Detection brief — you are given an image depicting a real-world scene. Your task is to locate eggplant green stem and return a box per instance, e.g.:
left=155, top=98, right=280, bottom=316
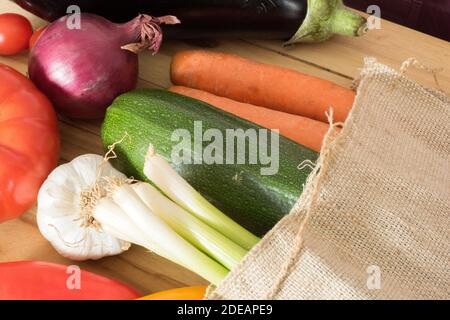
left=286, top=0, right=368, bottom=45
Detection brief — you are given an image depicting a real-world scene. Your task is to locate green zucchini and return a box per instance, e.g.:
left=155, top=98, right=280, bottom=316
left=101, top=89, right=318, bottom=236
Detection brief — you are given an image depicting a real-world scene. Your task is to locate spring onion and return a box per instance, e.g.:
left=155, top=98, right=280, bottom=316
left=132, top=182, right=247, bottom=270
left=94, top=182, right=228, bottom=285
left=144, top=145, right=260, bottom=250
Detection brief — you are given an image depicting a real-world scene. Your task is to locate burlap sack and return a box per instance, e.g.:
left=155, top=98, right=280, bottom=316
left=207, top=58, right=450, bottom=300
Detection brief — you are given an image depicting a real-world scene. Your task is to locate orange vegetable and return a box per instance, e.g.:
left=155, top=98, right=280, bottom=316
left=171, top=50, right=355, bottom=123
left=29, top=26, right=46, bottom=49
left=169, top=86, right=329, bottom=152
left=138, top=286, right=207, bottom=300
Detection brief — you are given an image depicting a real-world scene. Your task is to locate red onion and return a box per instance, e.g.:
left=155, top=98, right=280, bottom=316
left=29, top=13, right=179, bottom=119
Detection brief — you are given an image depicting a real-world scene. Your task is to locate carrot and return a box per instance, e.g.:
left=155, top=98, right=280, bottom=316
left=138, top=286, right=207, bottom=300
left=29, top=26, right=46, bottom=49
left=169, top=86, right=330, bottom=153
left=170, top=50, right=355, bottom=123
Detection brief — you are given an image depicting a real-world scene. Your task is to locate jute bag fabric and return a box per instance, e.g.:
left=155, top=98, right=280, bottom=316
left=207, top=58, right=450, bottom=300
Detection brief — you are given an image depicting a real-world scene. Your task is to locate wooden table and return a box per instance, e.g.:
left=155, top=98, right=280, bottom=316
left=1, top=1, right=449, bottom=296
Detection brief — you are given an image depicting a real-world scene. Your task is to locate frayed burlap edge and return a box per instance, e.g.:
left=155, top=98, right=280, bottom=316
left=205, top=57, right=447, bottom=300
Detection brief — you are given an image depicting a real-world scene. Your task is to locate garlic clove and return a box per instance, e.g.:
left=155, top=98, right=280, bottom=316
left=37, top=154, right=130, bottom=261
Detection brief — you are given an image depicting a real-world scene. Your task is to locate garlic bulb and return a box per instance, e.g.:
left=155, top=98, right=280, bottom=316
left=36, top=148, right=250, bottom=285
left=37, top=154, right=130, bottom=261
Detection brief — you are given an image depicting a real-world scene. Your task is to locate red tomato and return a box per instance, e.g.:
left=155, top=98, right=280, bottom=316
left=0, top=261, right=140, bottom=300
left=0, top=13, right=33, bottom=55
left=0, top=64, right=59, bottom=222
left=29, top=26, right=46, bottom=49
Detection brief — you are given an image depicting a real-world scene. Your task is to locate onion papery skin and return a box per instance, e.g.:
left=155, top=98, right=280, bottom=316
left=28, top=14, right=139, bottom=119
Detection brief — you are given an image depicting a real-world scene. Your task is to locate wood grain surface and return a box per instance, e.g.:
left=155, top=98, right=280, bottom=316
left=0, top=1, right=448, bottom=296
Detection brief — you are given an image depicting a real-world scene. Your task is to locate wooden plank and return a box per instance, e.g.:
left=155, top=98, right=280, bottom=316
left=1, top=0, right=448, bottom=296
left=141, top=40, right=353, bottom=89
left=0, top=211, right=207, bottom=294
left=248, top=16, right=450, bottom=91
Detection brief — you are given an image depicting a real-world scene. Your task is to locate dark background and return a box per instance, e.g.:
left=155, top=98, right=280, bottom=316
left=10, top=0, right=450, bottom=41
left=345, top=0, right=450, bottom=41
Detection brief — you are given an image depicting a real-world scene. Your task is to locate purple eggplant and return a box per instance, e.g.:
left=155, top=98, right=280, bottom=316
left=14, top=0, right=367, bottom=44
